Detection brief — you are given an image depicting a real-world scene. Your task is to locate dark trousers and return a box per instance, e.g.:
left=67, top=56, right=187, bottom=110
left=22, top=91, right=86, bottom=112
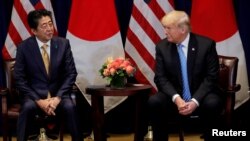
left=17, top=96, right=82, bottom=141
left=148, top=92, right=223, bottom=141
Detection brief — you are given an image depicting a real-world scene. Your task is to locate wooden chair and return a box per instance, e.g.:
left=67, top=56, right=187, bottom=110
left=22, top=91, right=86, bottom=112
left=218, top=55, right=241, bottom=127
left=0, top=59, right=67, bottom=141
left=1, top=59, right=20, bottom=141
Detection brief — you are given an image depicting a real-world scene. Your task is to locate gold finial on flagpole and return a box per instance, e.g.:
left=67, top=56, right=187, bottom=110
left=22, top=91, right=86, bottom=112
left=86, top=130, right=94, bottom=141
left=144, top=125, right=153, bottom=141
left=37, top=128, right=50, bottom=141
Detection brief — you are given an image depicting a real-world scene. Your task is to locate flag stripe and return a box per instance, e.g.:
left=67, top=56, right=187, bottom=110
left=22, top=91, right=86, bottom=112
left=15, top=0, right=32, bottom=34
left=2, top=45, right=12, bottom=60
left=127, top=14, right=155, bottom=56
left=127, top=28, right=155, bottom=70
left=11, top=7, right=31, bottom=39
left=8, top=22, right=22, bottom=46
left=132, top=6, right=161, bottom=45
left=34, top=1, right=45, bottom=9
left=148, top=0, right=166, bottom=20
left=134, top=1, right=166, bottom=42
left=128, top=16, right=156, bottom=56
left=125, top=40, right=156, bottom=89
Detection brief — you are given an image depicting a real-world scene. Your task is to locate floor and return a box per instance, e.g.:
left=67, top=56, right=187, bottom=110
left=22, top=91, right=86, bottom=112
left=85, top=133, right=203, bottom=141
left=0, top=133, right=203, bottom=141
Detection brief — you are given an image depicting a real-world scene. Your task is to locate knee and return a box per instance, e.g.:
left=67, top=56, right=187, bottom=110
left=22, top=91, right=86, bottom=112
left=21, top=100, right=37, bottom=114
left=148, top=93, right=163, bottom=110
left=19, top=102, right=37, bottom=120
left=61, top=100, right=75, bottom=113
left=202, top=94, right=223, bottom=114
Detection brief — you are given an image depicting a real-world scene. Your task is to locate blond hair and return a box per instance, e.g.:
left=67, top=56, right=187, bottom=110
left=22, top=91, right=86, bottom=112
left=161, top=10, right=191, bottom=32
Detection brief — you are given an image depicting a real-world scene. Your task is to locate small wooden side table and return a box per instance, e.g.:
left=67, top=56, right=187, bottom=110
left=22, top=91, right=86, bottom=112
left=86, top=84, right=152, bottom=141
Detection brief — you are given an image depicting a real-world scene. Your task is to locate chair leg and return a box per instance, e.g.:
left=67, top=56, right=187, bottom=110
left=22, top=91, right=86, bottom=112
left=2, top=118, right=8, bottom=141
left=3, top=133, right=7, bottom=141
left=8, top=132, right=13, bottom=141
left=179, top=122, right=184, bottom=141
left=59, top=125, right=64, bottom=141
left=59, top=133, right=63, bottom=141
left=179, top=128, right=184, bottom=141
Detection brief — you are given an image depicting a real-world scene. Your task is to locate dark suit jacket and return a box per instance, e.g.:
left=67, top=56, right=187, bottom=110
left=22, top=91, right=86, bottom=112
left=14, top=36, right=77, bottom=101
left=154, top=33, right=220, bottom=103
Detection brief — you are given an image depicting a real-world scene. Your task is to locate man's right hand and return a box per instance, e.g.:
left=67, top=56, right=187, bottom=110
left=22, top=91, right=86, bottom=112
left=174, top=96, right=189, bottom=112
left=36, top=99, right=50, bottom=113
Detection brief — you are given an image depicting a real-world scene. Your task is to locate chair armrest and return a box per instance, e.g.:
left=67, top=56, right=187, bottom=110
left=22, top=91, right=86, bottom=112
left=223, top=84, right=240, bottom=111
left=222, top=84, right=241, bottom=127
left=71, top=84, right=80, bottom=105
left=0, top=88, right=8, bottom=97
left=72, top=84, right=79, bottom=93
left=1, top=88, right=9, bottom=116
left=226, top=84, right=241, bottom=93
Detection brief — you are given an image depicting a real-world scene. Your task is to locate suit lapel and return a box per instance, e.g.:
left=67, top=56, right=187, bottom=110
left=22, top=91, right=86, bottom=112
left=29, top=37, right=48, bottom=77
left=171, top=43, right=183, bottom=85
left=187, top=33, right=197, bottom=85
left=50, top=38, right=58, bottom=78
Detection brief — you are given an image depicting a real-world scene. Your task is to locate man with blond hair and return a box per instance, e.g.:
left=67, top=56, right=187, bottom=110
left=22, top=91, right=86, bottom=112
left=148, top=10, right=223, bottom=141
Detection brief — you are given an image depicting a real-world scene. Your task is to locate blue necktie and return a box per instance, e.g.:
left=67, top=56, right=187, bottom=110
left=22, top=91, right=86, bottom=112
left=177, top=44, right=191, bottom=101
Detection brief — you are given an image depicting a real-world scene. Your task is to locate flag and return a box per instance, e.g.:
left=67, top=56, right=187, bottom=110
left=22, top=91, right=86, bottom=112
left=191, top=0, right=249, bottom=108
left=125, top=0, right=174, bottom=92
left=67, top=1, right=125, bottom=113
left=2, top=0, right=57, bottom=60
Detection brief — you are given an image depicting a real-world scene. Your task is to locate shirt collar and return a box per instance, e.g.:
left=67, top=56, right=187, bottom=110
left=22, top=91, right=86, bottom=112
left=177, top=33, right=190, bottom=48
left=36, top=37, right=51, bottom=48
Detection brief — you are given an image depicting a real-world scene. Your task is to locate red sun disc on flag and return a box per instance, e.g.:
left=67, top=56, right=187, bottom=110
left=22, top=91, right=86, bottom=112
left=68, top=1, right=120, bottom=41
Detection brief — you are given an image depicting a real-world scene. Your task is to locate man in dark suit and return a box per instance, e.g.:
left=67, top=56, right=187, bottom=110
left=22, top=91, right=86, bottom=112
left=14, top=9, right=82, bottom=141
left=148, top=10, right=223, bottom=141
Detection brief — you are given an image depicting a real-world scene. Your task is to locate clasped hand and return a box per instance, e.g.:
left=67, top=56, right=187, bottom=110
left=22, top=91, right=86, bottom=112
left=36, top=97, right=61, bottom=116
left=175, top=96, right=197, bottom=115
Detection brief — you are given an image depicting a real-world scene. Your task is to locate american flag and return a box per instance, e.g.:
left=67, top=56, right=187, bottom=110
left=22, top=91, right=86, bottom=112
left=2, top=0, right=56, bottom=60
left=125, top=0, right=174, bottom=92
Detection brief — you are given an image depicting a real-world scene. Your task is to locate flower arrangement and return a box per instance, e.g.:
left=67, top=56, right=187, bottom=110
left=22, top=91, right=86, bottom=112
left=99, top=57, right=136, bottom=88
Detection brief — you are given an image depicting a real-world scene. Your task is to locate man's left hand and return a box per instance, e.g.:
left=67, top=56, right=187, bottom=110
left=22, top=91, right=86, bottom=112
left=46, top=97, right=61, bottom=116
